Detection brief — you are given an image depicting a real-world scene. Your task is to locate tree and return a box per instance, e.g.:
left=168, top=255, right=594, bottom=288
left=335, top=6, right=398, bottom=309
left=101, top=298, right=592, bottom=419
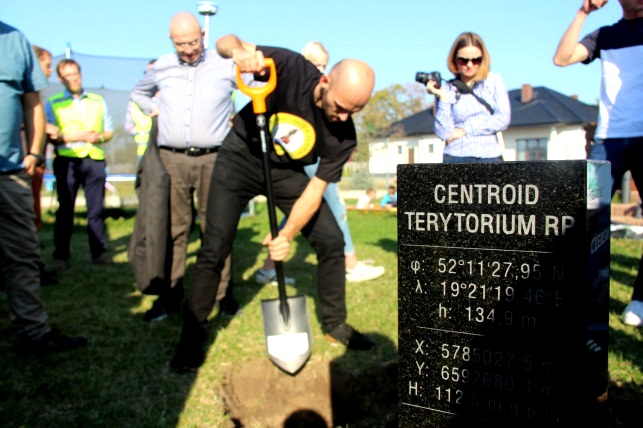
left=351, top=83, right=429, bottom=163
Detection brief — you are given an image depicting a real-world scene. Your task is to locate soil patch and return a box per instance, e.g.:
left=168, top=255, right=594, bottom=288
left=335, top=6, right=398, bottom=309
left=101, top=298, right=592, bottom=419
left=219, top=357, right=397, bottom=427
left=220, top=358, right=642, bottom=427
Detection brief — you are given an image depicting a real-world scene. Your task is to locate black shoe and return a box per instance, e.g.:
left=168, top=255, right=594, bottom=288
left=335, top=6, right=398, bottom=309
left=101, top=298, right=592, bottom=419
left=170, top=310, right=208, bottom=373
left=40, top=264, right=58, bottom=286
left=143, top=289, right=183, bottom=323
left=170, top=339, right=205, bottom=373
left=16, top=327, right=88, bottom=356
left=326, top=323, right=375, bottom=351
left=50, top=259, right=69, bottom=275
left=143, top=299, right=170, bottom=322
left=217, top=295, right=240, bottom=317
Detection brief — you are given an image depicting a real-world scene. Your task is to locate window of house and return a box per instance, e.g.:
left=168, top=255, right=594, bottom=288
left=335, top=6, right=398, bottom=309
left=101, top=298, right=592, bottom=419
left=516, top=138, right=548, bottom=161
left=397, top=145, right=403, bottom=155
left=428, top=143, right=434, bottom=154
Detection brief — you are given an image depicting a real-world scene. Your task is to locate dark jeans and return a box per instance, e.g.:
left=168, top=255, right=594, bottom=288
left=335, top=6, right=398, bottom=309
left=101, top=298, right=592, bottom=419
left=590, top=137, right=643, bottom=301
left=187, top=132, right=346, bottom=333
left=53, top=156, right=106, bottom=260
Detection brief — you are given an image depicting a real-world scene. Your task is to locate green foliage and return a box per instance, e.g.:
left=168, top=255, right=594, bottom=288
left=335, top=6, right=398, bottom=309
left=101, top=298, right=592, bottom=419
left=348, top=163, right=374, bottom=190
left=352, top=83, right=428, bottom=163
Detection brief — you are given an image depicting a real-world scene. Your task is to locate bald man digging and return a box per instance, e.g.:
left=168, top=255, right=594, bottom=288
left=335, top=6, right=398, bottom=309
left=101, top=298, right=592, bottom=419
left=170, top=34, right=377, bottom=372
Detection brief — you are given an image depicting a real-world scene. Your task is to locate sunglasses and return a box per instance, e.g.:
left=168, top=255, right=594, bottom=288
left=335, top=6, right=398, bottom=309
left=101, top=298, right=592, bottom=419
left=456, top=56, right=482, bottom=66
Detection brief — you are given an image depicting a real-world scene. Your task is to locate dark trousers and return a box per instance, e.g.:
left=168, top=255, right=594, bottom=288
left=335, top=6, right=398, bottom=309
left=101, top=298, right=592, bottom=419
left=187, top=133, right=346, bottom=333
left=591, top=137, right=643, bottom=301
left=53, top=156, right=106, bottom=261
left=0, top=171, right=49, bottom=339
left=156, top=148, right=233, bottom=311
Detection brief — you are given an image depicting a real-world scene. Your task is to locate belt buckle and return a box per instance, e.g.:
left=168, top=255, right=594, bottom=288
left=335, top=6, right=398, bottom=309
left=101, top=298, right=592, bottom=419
left=186, top=147, right=200, bottom=156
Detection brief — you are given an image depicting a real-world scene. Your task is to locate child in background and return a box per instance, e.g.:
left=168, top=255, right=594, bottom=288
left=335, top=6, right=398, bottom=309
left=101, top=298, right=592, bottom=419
left=380, top=185, right=397, bottom=208
left=356, top=188, right=376, bottom=209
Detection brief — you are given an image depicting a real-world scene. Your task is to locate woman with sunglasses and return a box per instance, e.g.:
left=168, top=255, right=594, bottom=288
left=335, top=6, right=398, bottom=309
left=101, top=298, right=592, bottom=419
left=425, top=32, right=511, bottom=163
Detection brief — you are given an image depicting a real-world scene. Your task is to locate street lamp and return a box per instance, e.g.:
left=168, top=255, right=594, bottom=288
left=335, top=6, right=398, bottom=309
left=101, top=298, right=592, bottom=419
left=197, top=1, right=218, bottom=49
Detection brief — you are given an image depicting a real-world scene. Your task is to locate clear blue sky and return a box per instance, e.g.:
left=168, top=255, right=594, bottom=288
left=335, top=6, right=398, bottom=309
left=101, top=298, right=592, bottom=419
left=4, top=0, right=623, bottom=105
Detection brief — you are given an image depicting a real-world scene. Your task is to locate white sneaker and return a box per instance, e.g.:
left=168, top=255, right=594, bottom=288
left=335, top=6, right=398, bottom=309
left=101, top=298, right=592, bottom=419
left=622, top=300, right=643, bottom=326
left=254, top=269, right=296, bottom=286
left=346, top=261, right=385, bottom=282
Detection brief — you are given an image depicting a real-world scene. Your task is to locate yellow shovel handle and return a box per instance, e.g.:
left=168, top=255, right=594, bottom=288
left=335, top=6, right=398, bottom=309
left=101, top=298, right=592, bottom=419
left=236, top=58, right=277, bottom=114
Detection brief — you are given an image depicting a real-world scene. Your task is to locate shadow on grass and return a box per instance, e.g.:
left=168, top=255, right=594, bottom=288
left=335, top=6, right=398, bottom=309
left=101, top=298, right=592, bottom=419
left=0, top=211, right=211, bottom=426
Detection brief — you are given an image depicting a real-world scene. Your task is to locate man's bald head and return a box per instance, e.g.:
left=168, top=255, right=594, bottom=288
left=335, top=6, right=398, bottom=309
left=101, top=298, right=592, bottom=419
left=318, top=59, right=375, bottom=122
left=169, top=12, right=201, bottom=36
left=169, top=12, right=204, bottom=64
left=329, top=59, right=375, bottom=108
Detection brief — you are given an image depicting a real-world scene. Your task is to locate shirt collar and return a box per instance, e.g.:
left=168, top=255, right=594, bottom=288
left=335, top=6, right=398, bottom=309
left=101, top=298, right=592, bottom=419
left=177, top=50, right=205, bottom=67
left=62, top=88, right=88, bottom=100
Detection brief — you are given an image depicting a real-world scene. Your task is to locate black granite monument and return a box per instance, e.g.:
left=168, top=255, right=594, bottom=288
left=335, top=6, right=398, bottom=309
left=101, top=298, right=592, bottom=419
left=398, top=160, right=611, bottom=427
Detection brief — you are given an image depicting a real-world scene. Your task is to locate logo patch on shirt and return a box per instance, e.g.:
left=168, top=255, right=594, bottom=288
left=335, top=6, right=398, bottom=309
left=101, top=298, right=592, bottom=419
left=269, top=113, right=316, bottom=159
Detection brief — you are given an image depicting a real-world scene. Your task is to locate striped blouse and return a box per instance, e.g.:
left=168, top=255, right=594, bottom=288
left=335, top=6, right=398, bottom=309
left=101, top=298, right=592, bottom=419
left=434, top=71, right=511, bottom=159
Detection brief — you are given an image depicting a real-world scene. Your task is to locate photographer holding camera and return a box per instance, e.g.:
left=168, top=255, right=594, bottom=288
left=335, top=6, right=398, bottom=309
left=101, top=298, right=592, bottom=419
left=422, top=32, right=510, bottom=163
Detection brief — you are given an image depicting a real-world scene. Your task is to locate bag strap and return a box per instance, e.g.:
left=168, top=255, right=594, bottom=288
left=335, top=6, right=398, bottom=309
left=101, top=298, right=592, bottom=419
left=449, top=78, right=495, bottom=115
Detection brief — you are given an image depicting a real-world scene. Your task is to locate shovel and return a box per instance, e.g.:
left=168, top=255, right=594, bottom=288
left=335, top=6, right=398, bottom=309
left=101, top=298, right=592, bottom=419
left=236, top=58, right=313, bottom=375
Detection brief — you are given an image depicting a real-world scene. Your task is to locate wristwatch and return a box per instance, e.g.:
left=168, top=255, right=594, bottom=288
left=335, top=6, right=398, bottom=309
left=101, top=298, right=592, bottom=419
left=28, top=152, right=45, bottom=166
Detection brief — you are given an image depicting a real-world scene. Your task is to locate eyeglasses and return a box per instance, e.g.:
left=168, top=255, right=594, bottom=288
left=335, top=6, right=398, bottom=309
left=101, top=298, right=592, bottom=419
left=456, top=56, right=482, bottom=66
left=173, top=38, right=200, bottom=49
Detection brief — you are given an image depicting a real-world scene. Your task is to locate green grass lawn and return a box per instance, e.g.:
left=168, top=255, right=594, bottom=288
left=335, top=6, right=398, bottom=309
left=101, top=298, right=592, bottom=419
left=0, top=204, right=641, bottom=427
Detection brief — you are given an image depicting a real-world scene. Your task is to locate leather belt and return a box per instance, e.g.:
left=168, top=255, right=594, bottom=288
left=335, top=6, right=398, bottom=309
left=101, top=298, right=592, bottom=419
left=159, top=146, right=220, bottom=156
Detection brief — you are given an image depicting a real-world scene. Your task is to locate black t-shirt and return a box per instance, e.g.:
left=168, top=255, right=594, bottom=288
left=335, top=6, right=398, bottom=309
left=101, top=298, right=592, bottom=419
left=233, top=46, right=357, bottom=184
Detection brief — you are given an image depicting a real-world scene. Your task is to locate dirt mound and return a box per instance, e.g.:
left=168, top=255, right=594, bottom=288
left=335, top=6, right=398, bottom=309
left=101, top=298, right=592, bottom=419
left=219, top=357, right=398, bottom=427
left=219, top=358, right=641, bottom=427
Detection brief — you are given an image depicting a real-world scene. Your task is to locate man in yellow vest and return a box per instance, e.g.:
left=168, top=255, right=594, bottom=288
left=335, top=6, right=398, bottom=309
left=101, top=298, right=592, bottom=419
left=125, top=59, right=156, bottom=161
left=45, top=59, right=114, bottom=271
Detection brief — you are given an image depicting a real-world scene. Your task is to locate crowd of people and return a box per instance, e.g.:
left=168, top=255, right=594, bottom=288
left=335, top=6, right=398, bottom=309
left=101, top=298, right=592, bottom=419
left=2, top=0, right=642, bottom=369
left=1, top=10, right=382, bottom=368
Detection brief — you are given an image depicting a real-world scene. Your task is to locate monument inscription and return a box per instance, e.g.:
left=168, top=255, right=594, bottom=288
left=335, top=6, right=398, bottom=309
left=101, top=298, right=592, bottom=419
left=398, top=161, right=610, bottom=427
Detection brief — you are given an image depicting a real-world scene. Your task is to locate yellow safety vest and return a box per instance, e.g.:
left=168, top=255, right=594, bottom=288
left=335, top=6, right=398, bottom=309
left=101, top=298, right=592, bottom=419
left=129, top=102, right=152, bottom=156
left=49, top=92, right=106, bottom=160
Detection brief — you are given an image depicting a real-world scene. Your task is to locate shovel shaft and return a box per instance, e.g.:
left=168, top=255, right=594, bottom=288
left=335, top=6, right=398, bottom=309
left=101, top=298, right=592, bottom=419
left=257, top=115, right=290, bottom=326
left=240, top=59, right=312, bottom=374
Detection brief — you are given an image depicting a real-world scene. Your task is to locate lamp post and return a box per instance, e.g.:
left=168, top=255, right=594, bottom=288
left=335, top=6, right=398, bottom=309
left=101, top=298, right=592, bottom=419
left=197, top=1, right=218, bottom=49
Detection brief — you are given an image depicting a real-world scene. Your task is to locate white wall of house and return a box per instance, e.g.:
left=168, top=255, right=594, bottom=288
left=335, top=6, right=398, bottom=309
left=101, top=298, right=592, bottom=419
left=369, top=123, right=588, bottom=174
left=548, top=126, right=588, bottom=160
left=501, top=125, right=587, bottom=161
left=369, top=136, right=444, bottom=174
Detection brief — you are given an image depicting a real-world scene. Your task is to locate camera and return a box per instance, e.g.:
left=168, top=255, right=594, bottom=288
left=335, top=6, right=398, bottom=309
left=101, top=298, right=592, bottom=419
left=415, top=71, right=441, bottom=88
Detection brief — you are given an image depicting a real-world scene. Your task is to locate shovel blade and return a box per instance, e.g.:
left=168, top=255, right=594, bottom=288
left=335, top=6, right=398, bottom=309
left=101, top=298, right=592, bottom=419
left=261, top=295, right=313, bottom=375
